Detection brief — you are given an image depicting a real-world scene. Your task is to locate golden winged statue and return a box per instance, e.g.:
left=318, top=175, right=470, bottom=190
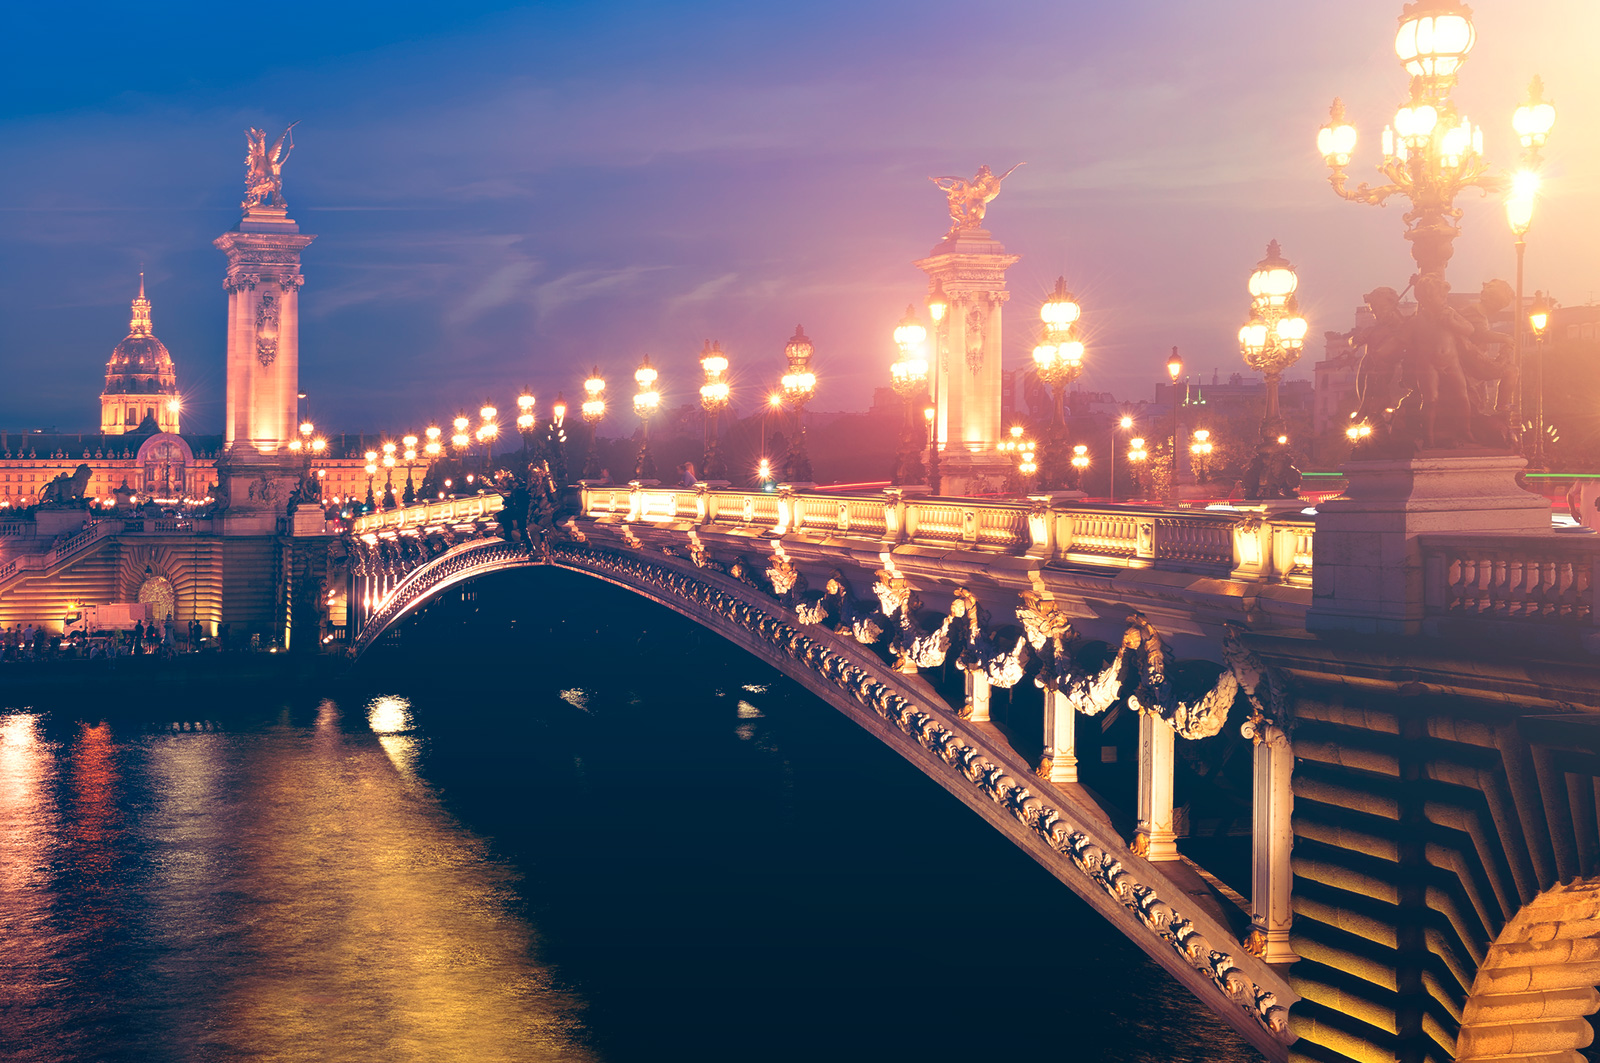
left=243, top=122, right=299, bottom=210
left=930, top=163, right=1024, bottom=236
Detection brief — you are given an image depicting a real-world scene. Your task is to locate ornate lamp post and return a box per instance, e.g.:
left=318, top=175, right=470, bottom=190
left=1070, top=444, right=1090, bottom=490
left=423, top=425, right=441, bottom=497
left=1110, top=414, right=1133, bottom=501
left=1032, top=279, right=1085, bottom=489
left=581, top=368, right=606, bottom=480
left=890, top=307, right=929, bottom=486
left=925, top=281, right=949, bottom=493
left=401, top=435, right=418, bottom=504
left=1127, top=437, right=1148, bottom=499
left=549, top=392, right=568, bottom=485
left=516, top=390, right=537, bottom=468
left=633, top=355, right=660, bottom=481
left=1318, top=1, right=1554, bottom=445
left=1237, top=242, right=1307, bottom=498
left=1190, top=429, right=1213, bottom=484
left=1166, top=348, right=1184, bottom=503
left=477, top=401, right=499, bottom=474
left=380, top=441, right=397, bottom=509
left=699, top=341, right=730, bottom=481
left=1529, top=291, right=1553, bottom=466
left=781, top=326, right=817, bottom=483
left=363, top=450, right=377, bottom=513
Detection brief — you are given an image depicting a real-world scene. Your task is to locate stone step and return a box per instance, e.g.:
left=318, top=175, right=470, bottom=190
left=1462, top=986, right=1600, bottom=1025
left=1477, top=959, right=1600, bottom=994
left=1489, top=938, right=1600, bottom=968
left=1455, top=1016, right=1595, bottom=1059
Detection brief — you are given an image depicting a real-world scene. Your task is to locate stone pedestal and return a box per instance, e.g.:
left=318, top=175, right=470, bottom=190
left=916, top=229, right=1019, bottom=500
left=214, top=204, right=316, bottom=537
left=1307, top=453, right=1549, bottom=635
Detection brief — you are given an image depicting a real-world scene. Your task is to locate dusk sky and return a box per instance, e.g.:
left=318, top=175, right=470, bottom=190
left=1, top=0, right=1596, bottom=437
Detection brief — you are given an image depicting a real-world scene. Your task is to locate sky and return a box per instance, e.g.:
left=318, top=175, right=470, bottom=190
left=0, top=0, right=1596, bottom=437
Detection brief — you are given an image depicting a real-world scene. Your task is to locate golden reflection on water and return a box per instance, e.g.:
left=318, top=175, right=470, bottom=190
left=368, top=694, right=421, bottom=778
left=0, top=714, right=57, bottom=1020
left=199, top=697, right=593, bottom=1063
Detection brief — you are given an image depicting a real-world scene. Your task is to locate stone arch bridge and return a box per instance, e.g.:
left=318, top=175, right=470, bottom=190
left=336, top=482, right=1600, bottom=1063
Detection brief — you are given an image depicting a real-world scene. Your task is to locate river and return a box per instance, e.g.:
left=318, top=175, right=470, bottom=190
left=0, top=568, right=1258, bottom=1062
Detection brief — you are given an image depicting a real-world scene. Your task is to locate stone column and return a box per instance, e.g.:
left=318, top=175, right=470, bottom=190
left=1042, top=688, right=1078, bottom=784
left=1135, top=711, right=1179, bottom=861
left=1246, top=721, right=1298, bottom=963
left=965, top=669, right=991, bottom=723
left=916, top=231, right=1019, bottom=497
left=215, top=204, right=315, bottom=535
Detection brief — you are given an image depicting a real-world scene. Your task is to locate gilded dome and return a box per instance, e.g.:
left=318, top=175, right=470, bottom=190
left=103, top=275, right=178, bottom=397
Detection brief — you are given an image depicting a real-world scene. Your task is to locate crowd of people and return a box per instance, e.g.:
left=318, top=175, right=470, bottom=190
left=0, top=616, right=237, bottom=663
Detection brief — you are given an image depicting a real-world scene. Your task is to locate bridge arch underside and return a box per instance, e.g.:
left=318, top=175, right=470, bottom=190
left=352, top=536, right=1297, bottom=1060
left=1266, top=634, right=1600, bottom=1063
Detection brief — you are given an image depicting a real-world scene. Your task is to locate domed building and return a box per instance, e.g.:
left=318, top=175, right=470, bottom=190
left=100, top=275, right=181, bottom=436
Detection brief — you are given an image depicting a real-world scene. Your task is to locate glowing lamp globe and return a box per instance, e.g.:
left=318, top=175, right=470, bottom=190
left=584, top=367, right=605, bottom=398
left=1394, top=4, right=1475, bottom=80
left=1317, top=101, right=1358, bottom=166
left=926, top=282, right=949, bottom=324
left=892, top=306, right=926, bottom=351
left=1514, top=77, right=1556, bottom=150
left=1248, top=241, right=1299, bottom=309
left=1275, top=315, right=1309, bottom=349
left=1040, top=277, right=1081, bottom=330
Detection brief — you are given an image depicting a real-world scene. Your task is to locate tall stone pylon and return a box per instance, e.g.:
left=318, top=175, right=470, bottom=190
left=213, top=124, right=315, bottom=533
left=918, top=165, right=1022, bottom=496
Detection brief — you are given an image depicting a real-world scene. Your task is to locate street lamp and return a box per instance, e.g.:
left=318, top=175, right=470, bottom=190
left=548, top=392, right=569, bottom=484
left=1110, top=414, right=1134, bottom=502
left=890, top=306, right=929, bottom=486
left=381, top=441, right=397, bottom=509
left=582, top=368, right=606, bottom=480
left=699, top=341, right=730, bottom=481
left=1238, top=241, right=1307, bottom=498
left=1033, top=278, right=1086, bottom=490
left=1127, top=437, right=1148, bottom=499
left=401, top=434, right=419, bottom=504
left=1190, top=429, right=1214, bottom=485
left=516, top=390, right=537, bottom=467
left=1529, top=290, right=1553, bottom=466
left=478, top=401, right=499, bottom=473
left=633, top=355, right=660, bottom=481
left=1318, top=1, right=1553, bottom=446
left=781, top=326, right=817, bottom=483
left=1070, top=444, right=1090, bottom=490
left=363, top=450, right=378, bottom=513
left=1166, top=348, right=1184, bottom=504
left=925, top=280, right=949, bottom=493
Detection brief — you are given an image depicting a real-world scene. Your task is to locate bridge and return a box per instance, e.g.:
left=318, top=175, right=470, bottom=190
left=336, top=480, right=1600, bottom=1063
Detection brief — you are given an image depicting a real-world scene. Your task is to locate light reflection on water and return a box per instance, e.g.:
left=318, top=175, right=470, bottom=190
left=0, top=704, right=595, bottom=1063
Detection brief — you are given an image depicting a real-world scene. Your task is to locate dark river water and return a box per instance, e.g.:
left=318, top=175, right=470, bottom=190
left=1, top=568, right=1258, bottom=1062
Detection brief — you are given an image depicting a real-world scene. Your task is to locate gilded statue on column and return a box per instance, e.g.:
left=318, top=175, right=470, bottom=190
left=243, top=122, right=299, bottom=210
left=930, top=163, right=1023, bottom=236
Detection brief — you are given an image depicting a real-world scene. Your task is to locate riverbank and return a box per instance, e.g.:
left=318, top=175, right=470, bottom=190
left=0, top=650, right=348, bottom=698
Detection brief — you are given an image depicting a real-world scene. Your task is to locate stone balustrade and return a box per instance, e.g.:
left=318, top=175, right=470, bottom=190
left=351, top=493, right=502, bottom=535
left=574, top=482, right=1315, bottom=586
left=1422, top=533, right=1600, bottom=628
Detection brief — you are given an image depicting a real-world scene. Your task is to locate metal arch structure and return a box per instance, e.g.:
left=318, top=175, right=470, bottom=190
left=342, top=523, right=1298, bottom=1060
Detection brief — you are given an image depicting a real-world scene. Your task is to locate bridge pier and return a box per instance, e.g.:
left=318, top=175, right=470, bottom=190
left=1248, top=722, right=1297, bottom=964
left=1135, top=711, right=1180, bottom=862
left=1042, top=688, right=1078, bottom=784
left=965, top=670, right=991, bottom=723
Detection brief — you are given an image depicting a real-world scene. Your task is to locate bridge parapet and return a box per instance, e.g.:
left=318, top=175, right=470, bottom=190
left=579, top=482, right=1315, bottom=587
left=1421, top=531, right=1600, bottom=645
